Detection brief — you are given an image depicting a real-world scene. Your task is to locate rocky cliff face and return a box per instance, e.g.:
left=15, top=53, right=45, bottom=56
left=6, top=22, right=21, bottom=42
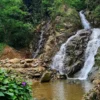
left=32, top=7, right=82, bottom=65
left=64, top=29, right=92, bottom=76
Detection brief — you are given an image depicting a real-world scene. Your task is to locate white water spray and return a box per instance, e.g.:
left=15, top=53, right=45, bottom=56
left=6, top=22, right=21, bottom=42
left=78, top=28, right=100, bottom=80
left=79, top=11, right=91, bottom=29
left=77, top=11, right=100, bottom=80
left=51, top=10, right=100, bottom=80
left=50, top=11, right=91, bottom=75
left=50, top=30, right=86, bottom=75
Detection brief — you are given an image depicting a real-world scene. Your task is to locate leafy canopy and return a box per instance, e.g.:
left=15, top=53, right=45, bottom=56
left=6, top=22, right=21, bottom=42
left=0, top=0, right=33, bottom=48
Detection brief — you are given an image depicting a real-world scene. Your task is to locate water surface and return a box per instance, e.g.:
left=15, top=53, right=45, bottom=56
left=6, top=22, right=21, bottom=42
left=32, top=80, right=92, bottom=100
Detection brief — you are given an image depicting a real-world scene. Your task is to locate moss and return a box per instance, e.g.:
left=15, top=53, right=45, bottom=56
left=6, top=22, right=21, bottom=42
left=0, top=43, right=6, bottom=56
left=95, top=48, right=100, bottom=67
left=55, top=7, right=81, bottom=33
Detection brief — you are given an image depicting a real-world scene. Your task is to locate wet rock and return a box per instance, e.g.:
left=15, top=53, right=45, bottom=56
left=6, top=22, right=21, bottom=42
left=67, top=78, right=81, bottom=84
left=89, top=67, right=99, bottom=76
left=40, top=71, right=52, bottom=83
left=25, top=59, right=33, bottom=63
left=89, top=68, right=100, bottom=82
left=93, top=79, right=100, bottom=85
left=57, top=73, right=67, bottom=79
left=23, top=63, right=31, bottom=68
left=64, top=29, right=92, bottom=76
left=20, top=60, right=25, bottom=64
left=33, top=73, right=41, bottom=78
left=83, top=82, right=100, bottom=100
left=68, top=61, right=83, bottom=76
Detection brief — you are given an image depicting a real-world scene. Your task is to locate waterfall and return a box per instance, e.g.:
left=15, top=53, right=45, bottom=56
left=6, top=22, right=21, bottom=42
left=51, top=10, right=100, bottom=80
left=78, top=28, right=100, bottom=80
left=77, top=11, right=100, bottom=80
left=33, top=30, right=44, bottom=58
left=79, top=11, right=91, bottom=29
left=50, top=30, right=87, bottom=75
left=50, top=11, right=91, bottom=75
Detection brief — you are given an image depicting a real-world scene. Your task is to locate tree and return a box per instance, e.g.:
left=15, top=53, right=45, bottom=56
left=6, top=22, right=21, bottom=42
left=65, top=0, right=86, bottom=11
left=0, top=0, right=33, bottom=48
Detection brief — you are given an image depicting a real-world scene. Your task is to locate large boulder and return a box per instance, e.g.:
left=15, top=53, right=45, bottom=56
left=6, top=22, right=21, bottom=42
left=64, top=29, right=92, bottom=76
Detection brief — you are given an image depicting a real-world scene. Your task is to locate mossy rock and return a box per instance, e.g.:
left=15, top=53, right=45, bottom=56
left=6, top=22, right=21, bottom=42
left=40, top=71, right=51, bottom=83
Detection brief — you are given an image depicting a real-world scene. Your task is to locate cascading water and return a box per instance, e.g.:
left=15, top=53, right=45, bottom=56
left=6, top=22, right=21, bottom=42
left=50, top=30, right=88, bottom=75
left=50, top=11, right=91, bottom=75
left=33, top=30, right=44, bottom=58
left=78, top=28, right=100, bottom=80
left=33, top=21, right=50, bottom=58
left=77, top=11, right=100, bottom=80
left=51, top=10, right=100, bottom=80
left=79, top=11, right=91, bottom=29
left=51, top=43, right=66, bottom=75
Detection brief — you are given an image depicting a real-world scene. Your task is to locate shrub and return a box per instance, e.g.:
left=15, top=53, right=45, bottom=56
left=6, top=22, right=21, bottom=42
left=0, top=0, right=33, bottom=48
left=0, top=43, right=6, bottom=55
left=0, top=69, right=33, bottom=100
left=65, top=0, right=86, bottom=11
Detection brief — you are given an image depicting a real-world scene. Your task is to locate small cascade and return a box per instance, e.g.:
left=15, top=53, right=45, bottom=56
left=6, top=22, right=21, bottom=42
left=33, top=21, right=50, bottom=58
left=33, top=30, right=44, bottom=58
left=79, top=11, right=91, bottom=29
left=78, top=28, right=100, bottom=80
left=51, top=43, right=66, bottom=75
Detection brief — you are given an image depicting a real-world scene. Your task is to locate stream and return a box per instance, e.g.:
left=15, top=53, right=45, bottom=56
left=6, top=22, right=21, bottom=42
left=33, top=80, right=93, bottom=100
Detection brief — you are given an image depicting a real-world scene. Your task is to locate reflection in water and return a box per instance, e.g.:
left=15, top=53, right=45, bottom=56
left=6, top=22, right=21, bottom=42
left=32, top=80, right=92, bottom=100
left=81, top=80, right=93, bottom=93
left=52, top=81, right=65, bottom=100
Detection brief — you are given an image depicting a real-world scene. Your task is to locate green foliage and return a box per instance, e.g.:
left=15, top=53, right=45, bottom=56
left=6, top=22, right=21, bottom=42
left=0, top=69, right=33, bottom=100
left=0, top=0, right=33, bottom=48
left=65, top=0, right=86, bottom=11
left=0, top=0, right=99, bottom=49
left=50, top=0, right=66, bottom=17
left=0, top=43, right=6, bottom=55
left=42, top=0, right=54, bottom=17
left=93, top=5, right=100, bottom=23
left=30, top=0, right=42, bottom=24
left=85, top=0, right=100, bottom=11
left=85, top=0, right=100, bottom=26
left=42, top=0, right=86, bottom=18
left=94, top=5, right=100, bottom=18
